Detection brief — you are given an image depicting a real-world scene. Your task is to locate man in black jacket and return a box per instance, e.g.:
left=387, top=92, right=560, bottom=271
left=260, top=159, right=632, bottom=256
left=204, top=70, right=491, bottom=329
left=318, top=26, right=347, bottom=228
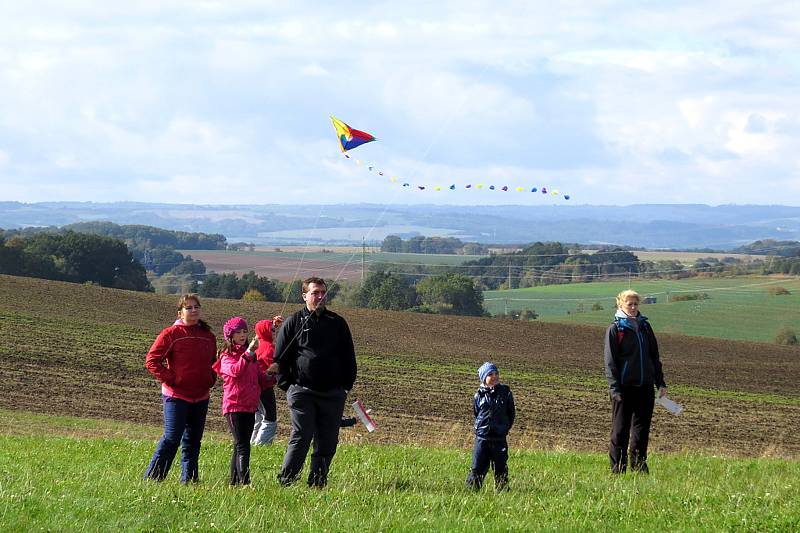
left=274, top=277, right=357, bottom=487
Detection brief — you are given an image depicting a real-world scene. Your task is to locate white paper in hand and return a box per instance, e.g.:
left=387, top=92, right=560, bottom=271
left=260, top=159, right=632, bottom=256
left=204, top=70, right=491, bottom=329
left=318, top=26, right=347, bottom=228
left=352, top=399, right=377, bottom=432
left=655, top=396, right=684, bottom=415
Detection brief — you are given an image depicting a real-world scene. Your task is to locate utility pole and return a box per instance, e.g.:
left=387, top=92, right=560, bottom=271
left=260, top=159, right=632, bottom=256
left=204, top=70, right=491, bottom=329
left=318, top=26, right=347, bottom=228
left=362, top=237, right=366, bottom=283
left=507, top=261, right=512, bottom=289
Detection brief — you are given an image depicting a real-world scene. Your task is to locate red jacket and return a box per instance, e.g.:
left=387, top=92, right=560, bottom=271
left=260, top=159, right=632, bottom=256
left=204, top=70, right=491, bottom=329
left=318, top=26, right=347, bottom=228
left=213, top=344, right=269, bottom=414
left=254, top=320, right=277, bottom=389
left=145, top=321, right=217, bottom=403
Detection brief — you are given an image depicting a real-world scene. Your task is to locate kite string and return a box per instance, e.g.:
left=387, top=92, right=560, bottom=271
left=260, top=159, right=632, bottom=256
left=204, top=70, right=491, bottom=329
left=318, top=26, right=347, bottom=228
left=281, top=64, right=495, bottom=307
left=326, top=65, right=494, bottom=286
left=277, top=202, right=328, bottom=318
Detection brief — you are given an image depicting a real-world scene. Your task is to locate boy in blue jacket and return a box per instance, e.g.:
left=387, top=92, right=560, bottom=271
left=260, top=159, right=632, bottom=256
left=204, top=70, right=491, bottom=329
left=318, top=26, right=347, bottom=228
left=466, top=362, right=516, bottom=491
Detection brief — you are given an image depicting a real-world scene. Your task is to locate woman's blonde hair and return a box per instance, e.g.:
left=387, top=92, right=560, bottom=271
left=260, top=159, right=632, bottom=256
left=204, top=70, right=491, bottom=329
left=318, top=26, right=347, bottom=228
left=615, top=289, right=640, bottom=308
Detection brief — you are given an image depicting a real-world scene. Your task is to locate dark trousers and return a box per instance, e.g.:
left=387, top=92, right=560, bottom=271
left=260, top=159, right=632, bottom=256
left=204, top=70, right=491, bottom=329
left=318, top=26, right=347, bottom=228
left=279, top=385, right=346, bottom=487
left=144, top=395, right=209, bottom=483
left=225, top=411, right=256, bottom=485
left=466, top=437, right=509, bottom=490
left=260, top=388, right=277, bottom=421
left=609, top=385, right=655, bottom=472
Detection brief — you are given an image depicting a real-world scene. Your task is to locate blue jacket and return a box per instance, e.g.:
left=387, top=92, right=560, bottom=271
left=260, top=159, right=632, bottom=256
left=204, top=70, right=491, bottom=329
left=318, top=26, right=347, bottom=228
left=473, top=383, right=515, bottom=440
left=604, top=311, right=666, bottom=396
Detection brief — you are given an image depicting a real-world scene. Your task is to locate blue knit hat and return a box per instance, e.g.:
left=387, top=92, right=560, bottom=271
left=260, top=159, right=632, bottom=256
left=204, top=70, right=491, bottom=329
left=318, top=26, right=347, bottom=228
left=478, top=362, right=498, bottom=384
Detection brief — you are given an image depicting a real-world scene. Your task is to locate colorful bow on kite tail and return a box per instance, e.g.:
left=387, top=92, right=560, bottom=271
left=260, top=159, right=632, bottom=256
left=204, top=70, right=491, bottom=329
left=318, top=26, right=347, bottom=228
left=330, top=116, right=377, bottom=152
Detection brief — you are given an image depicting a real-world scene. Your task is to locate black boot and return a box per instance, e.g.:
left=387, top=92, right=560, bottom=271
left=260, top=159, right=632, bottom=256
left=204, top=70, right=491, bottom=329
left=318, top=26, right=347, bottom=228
left=465, top=470, right=484, bottom=490
left=629, top=452, right=649, bottom=474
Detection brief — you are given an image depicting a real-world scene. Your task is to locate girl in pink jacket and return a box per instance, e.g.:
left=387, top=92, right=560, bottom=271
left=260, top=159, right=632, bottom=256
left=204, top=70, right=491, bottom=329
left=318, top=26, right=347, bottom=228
left=213, top=317, right=270, bottom=486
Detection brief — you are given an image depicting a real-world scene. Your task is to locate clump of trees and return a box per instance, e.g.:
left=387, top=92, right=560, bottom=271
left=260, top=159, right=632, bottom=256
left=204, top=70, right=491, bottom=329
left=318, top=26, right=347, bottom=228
left=496, top=309, right=539, bottom=321
left=670, top=292, right=710, bottom=302
left=381, top=235, right=488, bottom=255
left=197, top=271, right=282, bottom=301
left=464, top=243, right=640, bottom=290
left=62, top=221, right=222, bottom=279
left=64, top=221, right=226, bottom=250
left=0, top=230, right=151, bottom=291
left=3, top=221, right=223, bottom=293
left=774, top=326, right=798, bottom=346
left=767, top=286, right=791, bottom=296
left=340, top=271, right=485, bottom=316
left=735, top=239, right=800, bottom=256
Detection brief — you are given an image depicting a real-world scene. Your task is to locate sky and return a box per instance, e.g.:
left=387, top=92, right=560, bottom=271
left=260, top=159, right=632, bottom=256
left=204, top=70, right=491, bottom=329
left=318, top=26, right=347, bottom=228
left=0, top=1, right=799, bottom=206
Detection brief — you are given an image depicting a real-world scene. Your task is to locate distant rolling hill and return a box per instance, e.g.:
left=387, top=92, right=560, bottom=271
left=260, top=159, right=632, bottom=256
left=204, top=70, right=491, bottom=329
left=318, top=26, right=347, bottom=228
left=2, top=201, right=799, bottom=248
left=1, top=274, right=798, bottom=457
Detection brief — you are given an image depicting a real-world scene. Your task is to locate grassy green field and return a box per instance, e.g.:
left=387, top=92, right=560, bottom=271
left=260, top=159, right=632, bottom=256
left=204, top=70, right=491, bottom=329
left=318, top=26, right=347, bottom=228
left=1, top=411, right=798, bottom=532
left=484, top=276, right=800, bottom=343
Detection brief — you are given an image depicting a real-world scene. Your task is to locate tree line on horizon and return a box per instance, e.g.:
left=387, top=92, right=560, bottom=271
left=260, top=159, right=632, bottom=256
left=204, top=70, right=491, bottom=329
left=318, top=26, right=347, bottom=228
left=2, top=226, right=799, bottom=320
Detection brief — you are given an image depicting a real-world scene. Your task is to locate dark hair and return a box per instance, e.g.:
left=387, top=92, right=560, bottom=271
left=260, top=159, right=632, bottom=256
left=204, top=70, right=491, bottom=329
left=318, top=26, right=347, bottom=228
left=176, top=293, right=211, bottom=331
left=217, top=338, right=246, bottom=357
left=302, top=277, right=326, bottom=294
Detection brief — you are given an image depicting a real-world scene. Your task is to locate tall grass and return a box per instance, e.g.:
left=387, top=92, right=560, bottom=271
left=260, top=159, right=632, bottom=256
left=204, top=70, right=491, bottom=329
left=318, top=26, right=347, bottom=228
left=1, top=430, right=798, bottom=532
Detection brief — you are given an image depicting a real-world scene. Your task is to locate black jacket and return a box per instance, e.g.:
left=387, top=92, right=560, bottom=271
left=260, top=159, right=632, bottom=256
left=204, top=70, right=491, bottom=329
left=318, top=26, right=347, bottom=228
left=473, top=383, right=515, bottom=440
left=604, top=313, right=666, bottom=396
left=274, top=307, right=357, bottom=392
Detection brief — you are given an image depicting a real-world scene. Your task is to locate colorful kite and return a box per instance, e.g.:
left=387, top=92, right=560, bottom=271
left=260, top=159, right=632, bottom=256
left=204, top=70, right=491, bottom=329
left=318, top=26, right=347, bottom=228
left=331, top=116, right=572, bottom=200
left=330, top=116, right=377, bottom=152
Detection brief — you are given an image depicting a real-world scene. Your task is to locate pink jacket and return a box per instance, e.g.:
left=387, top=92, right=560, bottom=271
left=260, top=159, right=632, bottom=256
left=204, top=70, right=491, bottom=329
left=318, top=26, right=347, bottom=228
left=213, top=344, right=269, bottom=415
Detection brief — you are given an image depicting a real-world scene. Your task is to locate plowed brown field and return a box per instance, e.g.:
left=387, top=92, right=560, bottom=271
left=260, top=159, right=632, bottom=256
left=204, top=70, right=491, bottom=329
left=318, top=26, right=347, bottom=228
left=1, top=274, right=798, bottom=458
left=184, top=250, right=364, bottom=282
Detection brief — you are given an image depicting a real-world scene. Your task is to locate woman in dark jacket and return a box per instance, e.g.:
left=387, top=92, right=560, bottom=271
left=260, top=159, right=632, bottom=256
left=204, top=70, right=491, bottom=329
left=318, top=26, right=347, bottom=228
left=604, top=289, right=667, bottom=474
left=144, top=294, right=217, bottom=483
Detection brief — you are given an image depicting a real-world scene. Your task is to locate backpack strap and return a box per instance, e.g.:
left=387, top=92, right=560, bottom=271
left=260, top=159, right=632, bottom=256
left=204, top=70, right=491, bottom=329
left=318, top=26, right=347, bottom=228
left=612, top=321, right=625, bottom=347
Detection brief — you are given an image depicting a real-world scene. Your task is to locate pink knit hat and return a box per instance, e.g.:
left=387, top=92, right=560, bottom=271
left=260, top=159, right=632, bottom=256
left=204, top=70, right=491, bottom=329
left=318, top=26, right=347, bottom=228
left=223, top=316, right=248, bottom=339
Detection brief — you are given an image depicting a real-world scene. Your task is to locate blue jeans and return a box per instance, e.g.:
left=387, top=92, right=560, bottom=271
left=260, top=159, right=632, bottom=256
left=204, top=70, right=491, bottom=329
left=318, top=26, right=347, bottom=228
left=144, top=395, right=209, bottom=483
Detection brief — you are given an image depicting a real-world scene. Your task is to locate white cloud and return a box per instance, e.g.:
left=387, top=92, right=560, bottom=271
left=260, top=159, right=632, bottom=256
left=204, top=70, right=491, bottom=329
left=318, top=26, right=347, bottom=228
left=0, top=1, right=797, bottom=205
left=300, top=63, right=329, bottom=77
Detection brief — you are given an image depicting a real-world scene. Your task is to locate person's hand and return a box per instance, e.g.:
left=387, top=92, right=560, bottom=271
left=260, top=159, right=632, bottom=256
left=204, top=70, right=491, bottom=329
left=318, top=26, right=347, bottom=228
left=611, top=393, right=622, bottom=402
left=248, top=336, right=259, bottom=353
left=272, top=315, right=285, bottom=327
left=658, top=386, right=668, bottom=398
left=266, top=362, right=279, bottom=375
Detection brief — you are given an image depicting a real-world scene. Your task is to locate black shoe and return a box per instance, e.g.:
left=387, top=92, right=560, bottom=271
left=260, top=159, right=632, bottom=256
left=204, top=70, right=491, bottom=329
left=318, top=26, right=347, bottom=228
left=631, top=462, right=649, bottom=474
left=278, top=473, right=298, bottom=487
left=611, top=463, right=627, bottom=474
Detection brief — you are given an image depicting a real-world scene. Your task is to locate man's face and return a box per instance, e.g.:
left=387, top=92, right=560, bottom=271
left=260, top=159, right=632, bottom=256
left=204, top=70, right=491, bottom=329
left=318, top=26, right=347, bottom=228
left=303, top=282, right=327, bottom=312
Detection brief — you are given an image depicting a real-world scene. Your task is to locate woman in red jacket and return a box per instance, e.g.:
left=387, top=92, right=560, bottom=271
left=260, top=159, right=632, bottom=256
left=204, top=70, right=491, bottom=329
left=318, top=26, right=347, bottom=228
left=144, top=294, right=217, bottom=483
